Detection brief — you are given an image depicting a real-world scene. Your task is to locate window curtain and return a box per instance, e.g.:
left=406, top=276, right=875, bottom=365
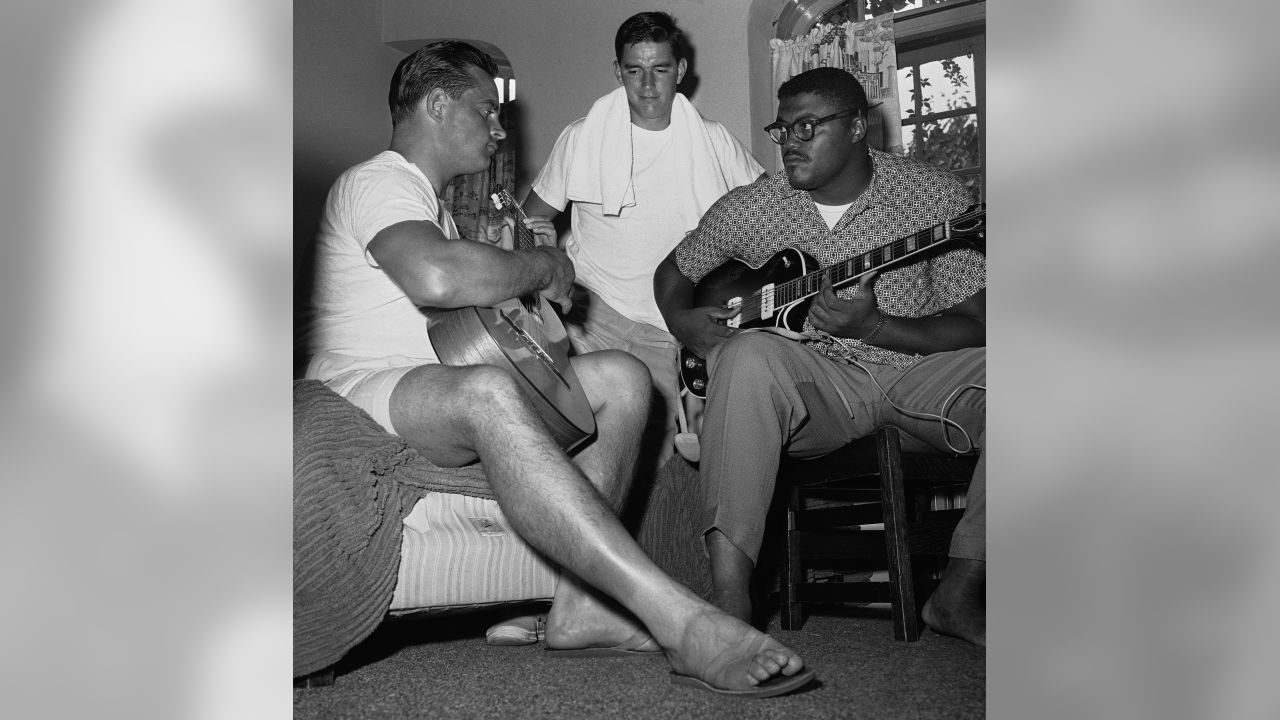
left=442, top=143, right=515, bottom=246
left=769, top=14, right=903, bottom=169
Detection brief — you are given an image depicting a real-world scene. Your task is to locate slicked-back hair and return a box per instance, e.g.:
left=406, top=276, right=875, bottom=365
left=389, top=40, right=498, bottom=126
left=778, top=67, right=870, bottom=113
left=614, top=11, right=685, bottom=63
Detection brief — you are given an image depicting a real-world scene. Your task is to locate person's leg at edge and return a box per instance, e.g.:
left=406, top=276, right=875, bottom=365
left=388, top=359, right=808, bottom=690
left=921, top=437, right=984, bottom=645
left=872, top=347, right=986, bottom=646
left=700, top=334, right=861, bottom=625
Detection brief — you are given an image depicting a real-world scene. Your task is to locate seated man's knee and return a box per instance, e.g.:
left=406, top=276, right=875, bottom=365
left=454, top=364, right=527, bottom=410
left=708, top=332, right=791, bottom=377
left=582, top=349, right=652, bottom=403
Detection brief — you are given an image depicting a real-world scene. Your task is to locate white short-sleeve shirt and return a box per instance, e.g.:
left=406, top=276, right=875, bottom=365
left=532, top=119, right=762, bottom=331
left=304, top=150, right=457, bottom=378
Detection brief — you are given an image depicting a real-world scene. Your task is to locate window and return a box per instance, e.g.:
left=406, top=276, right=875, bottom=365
left=815, top=0, right=985, bottom=203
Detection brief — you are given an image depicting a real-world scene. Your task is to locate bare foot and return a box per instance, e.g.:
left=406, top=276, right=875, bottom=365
left=544, top=575, right=660, bottom=652
left=547, top=575, right=811, bottom=693
left=922, top=557, right=985, bottom=646
left=664, top=607, right=810, bottom=692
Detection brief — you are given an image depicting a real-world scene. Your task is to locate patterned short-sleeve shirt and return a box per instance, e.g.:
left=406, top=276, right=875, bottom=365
left=673, top=149, right=984, bottom=369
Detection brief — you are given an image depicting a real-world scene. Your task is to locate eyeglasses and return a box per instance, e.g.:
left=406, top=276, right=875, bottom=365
left=764, top=108, right=862, bottom=145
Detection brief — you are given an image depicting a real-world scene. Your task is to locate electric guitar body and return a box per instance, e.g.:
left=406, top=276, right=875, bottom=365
left=679, top=205, right=985, bottom=398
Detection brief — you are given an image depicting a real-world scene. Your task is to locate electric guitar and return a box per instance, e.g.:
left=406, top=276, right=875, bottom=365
left=679, top=204, right=985, bottom=398
left=428, top=186, right=596, bottom=451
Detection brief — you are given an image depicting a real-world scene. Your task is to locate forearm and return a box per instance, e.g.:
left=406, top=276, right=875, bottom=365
left=520, top=190, right=561, bottom=222
left=653, top=255, right=695, bottom=331
left=394, top=236, right=557, bottom=309
left=442, top=242, right=558, bottom=308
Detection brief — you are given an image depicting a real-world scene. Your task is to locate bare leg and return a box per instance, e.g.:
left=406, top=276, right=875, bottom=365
left=564, top=350, right=646, bottom=512
left=493, top=350, right=661, bottom=651
left=922, top=557, right=985, bottom=646
left=543, top=350, right=660, bottom=651
left=389, top=360, right=810, bottom=691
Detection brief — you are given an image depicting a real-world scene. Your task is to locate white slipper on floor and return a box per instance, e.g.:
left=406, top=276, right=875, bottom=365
left=485, top=614, right=546, bottom=646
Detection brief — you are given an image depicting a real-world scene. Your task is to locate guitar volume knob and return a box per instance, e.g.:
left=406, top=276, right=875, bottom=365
left=691, top=379, right=706, bottom=391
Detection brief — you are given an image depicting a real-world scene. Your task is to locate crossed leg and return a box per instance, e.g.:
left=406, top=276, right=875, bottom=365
left=388, top=352, right=812, bottom=692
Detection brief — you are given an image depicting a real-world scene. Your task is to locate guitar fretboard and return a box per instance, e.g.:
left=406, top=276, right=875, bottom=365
left=492, top=186, right=544, bottom=311
left=738, top=206, right=984, bottom=323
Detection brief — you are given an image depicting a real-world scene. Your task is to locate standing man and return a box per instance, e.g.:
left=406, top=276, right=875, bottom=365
left=301, top=40, right=815, bottom=696
left=522, top=11, right=764, bottom=473
left=655, top=67, right=987, bottom=645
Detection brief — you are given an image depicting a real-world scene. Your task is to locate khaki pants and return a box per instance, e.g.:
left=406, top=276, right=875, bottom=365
left=700, top=333, right=985, bottom=563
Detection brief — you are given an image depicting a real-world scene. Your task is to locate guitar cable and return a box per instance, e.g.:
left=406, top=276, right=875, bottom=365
left=824, top=332, right=985, bottom=455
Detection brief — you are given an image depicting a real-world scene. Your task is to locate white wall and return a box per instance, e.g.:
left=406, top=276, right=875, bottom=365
left=294, top=0, right=401, bottom=266
left=294, top=0, right=795, bottom=251
left=379, top=0, right=762, bottom=195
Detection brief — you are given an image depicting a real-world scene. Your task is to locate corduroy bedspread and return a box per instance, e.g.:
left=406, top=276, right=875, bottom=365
left=292, top=379, right=493, bottom=677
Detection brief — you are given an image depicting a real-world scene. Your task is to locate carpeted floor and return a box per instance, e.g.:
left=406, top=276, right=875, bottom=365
left=294, top=602, right=984, bottom=719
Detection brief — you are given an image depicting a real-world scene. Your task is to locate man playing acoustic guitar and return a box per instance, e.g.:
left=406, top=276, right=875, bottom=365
left=655, top=67, right=987, bottom=645
left=302, top=41, right=814, bottom=697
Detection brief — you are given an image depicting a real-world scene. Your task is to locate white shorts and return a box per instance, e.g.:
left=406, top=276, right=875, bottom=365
left=307, top=353, right=418, bottom=434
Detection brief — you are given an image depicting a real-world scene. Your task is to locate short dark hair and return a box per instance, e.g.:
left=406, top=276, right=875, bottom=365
left=388, top=40, right=498, bottom=126
left=778, top=67, right=870, bottom=113
left=614, top=11, right=684, bottom=63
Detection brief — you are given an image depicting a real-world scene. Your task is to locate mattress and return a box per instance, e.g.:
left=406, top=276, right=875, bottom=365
left=389, top=491, right=558, bottom=614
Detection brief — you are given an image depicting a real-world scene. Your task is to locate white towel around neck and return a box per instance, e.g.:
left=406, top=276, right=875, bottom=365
left=565, top=86, right=735, bottom=216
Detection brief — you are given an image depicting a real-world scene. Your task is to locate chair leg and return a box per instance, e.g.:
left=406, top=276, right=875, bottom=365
left=878, top=427, right=922, bottom=641
left=781, top=484, right=804, bottom=631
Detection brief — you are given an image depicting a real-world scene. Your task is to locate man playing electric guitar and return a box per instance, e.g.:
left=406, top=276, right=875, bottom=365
left=302, top=41, right=814, bottom=697
left=654, top=67, right=987, bottom=645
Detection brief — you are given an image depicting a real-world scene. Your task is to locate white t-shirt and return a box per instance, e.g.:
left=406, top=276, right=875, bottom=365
left=532, top=118, right=762, bottom=331
left=814, top=201, right=854, bottom=230
left=304, top=150, right=456, bottom=379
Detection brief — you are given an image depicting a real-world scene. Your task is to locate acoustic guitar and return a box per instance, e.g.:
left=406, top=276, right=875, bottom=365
left=679, top=204, right=985, bottom=398
left=428, top=187, right=596, bottom=451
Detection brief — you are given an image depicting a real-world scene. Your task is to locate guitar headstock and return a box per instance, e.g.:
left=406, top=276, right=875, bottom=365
left=489, top=185, right=535, bottom=252
left=490, top=186, right=520, bottom=213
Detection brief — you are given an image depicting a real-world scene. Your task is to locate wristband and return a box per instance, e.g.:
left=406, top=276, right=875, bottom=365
left=858, top=312, right=889, bottom=344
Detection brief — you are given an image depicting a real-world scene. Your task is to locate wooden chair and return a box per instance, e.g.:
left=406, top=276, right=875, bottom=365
left=779, top=426, right=977, bottom=640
